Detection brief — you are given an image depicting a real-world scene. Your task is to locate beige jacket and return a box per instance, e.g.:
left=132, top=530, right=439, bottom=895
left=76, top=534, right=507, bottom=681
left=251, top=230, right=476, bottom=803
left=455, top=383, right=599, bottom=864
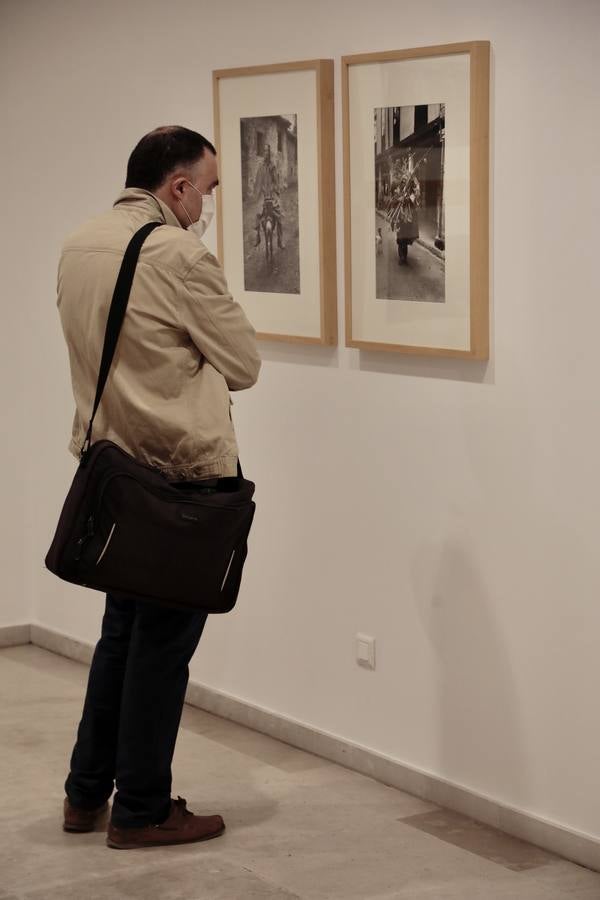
left=57, top=189, right=261, bottom=479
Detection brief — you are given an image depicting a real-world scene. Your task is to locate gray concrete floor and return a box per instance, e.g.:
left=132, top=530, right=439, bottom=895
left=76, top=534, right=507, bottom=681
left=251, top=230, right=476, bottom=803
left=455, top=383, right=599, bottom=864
left=1, top=644, right=599, bottom=900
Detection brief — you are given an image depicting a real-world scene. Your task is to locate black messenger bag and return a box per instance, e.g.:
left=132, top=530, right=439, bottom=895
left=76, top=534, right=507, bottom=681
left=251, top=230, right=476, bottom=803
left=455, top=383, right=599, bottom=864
left=45, top=221, right=256, bottom=613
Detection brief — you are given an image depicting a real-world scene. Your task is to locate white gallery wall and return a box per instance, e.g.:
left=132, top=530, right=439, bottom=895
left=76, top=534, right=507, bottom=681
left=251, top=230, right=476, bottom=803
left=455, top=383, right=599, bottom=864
left=2, top=0, right=599, bottom=842
left=1, top=19, right=29, bottom=626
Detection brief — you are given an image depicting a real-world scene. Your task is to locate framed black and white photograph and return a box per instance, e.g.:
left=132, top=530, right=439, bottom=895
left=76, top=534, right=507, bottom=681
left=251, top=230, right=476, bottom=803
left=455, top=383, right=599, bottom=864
left=240, top=114, right=300, bottom=295
left=213, top=60, right=337, bottom=345
left=343, top=42, right=490, bottom=358
left=375, top=104, right=446, bottom=303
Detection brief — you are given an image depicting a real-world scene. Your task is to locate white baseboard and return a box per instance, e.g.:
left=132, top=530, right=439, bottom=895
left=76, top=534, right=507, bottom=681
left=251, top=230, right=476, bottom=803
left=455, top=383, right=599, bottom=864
left=0, top=623, right=31, bottom=648
left=3, top=623, right=599, bottom=873
left=30, top=623, right=95, bottom=666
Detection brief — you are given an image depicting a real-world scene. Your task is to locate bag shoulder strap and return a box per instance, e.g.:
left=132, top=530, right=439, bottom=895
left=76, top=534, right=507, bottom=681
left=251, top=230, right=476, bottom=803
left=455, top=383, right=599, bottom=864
left=80, top=221, right=162, bottom=459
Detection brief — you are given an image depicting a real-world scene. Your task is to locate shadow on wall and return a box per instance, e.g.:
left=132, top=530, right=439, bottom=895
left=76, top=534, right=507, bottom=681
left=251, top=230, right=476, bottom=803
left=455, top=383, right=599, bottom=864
left=256, top=340, right=339, bottom=369
left=355, top=351, right=494, bottom=386
left=410, top=537, right=529, bottom=808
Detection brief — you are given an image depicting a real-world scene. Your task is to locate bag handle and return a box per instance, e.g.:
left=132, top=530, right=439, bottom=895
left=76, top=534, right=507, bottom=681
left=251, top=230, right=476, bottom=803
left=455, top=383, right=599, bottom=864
left=80, top=221, right=163, bottom=460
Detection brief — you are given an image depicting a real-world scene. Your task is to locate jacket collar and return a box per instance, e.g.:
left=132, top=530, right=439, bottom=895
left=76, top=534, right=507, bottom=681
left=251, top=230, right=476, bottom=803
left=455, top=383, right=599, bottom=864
left=113, top=187, right=183, bottom=229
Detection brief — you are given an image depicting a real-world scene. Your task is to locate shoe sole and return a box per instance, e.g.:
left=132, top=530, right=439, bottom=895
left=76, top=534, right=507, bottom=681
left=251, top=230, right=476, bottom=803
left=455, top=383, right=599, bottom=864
left=63, top=824, right=95, bottom=833
left=106, top=823, right=226, bottom=850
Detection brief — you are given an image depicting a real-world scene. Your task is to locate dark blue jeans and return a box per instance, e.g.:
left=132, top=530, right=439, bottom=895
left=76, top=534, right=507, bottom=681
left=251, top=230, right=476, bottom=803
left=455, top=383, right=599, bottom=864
left=65, top=591, right=208, bottom=828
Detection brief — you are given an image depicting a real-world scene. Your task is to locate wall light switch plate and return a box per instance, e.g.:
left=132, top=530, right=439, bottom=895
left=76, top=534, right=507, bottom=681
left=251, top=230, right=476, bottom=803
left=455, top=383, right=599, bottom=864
left=356, top=633, right=376, bottom=669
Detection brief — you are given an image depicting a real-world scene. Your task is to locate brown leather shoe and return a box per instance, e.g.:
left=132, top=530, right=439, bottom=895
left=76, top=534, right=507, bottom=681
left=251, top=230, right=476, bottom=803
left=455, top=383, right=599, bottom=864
left=63, top=798, right=109, bottom=833
left=106, top=796, right=225, bottom=850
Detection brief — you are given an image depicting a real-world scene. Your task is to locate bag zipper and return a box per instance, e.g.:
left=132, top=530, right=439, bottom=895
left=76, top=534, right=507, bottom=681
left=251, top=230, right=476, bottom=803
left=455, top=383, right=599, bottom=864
left=74, top=515, right=95, bottom=561
left=93, top=470, right=244, bottom=518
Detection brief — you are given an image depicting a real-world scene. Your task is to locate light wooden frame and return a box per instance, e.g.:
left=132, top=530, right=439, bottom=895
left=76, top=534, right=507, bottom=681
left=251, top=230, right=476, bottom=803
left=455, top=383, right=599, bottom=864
left=213, top=60, right=338, bottom=346
left=343, top=42, right=490, bottom=359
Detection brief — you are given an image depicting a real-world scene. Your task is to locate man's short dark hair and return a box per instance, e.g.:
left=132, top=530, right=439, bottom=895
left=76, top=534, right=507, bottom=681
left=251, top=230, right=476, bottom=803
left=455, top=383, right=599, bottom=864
left=125, top=126, right=216, bottom=191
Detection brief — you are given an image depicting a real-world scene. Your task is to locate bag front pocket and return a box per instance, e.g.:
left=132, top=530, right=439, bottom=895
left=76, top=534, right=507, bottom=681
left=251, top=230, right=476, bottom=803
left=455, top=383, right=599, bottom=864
left=75, top=472, right=254, bottom=611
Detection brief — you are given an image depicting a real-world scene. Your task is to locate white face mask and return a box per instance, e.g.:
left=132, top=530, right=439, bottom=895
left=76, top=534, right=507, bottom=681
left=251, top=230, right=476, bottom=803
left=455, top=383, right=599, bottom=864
left=178, top=182, right=215, bottom=239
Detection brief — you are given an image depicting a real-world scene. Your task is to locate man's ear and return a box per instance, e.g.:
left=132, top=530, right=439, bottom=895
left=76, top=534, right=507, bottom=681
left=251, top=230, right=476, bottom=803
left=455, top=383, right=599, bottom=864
left=170, top=175, right=186, bottom=199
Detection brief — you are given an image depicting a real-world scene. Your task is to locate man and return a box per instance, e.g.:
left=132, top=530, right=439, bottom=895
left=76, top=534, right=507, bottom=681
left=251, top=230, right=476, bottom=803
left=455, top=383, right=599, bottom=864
left=253, top=143, right=285, bottom=249
left=388, top=156, right=421, bottom=265
left=57, top=126, right=261, bottom=850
